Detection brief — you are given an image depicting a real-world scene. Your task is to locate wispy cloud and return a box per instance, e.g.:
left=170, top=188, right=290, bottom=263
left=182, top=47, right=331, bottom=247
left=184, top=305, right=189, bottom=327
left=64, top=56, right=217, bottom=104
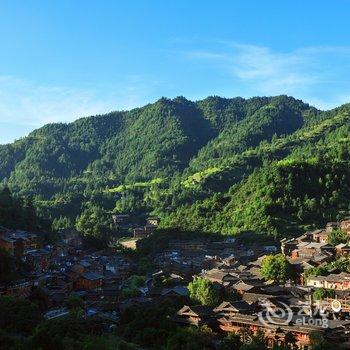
left=2, top=42, right=350, bottom=144
left=0, top=75, right=156, bottom=143
left=185, top=43, right=350, bottom=109
left=229, top=44, right=314, bottom=92
left=0, top=76, right=109, bottom=126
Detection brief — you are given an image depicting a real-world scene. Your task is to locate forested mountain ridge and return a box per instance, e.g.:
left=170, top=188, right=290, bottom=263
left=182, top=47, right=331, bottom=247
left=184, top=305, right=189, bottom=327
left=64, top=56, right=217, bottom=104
left=0, top=95, right=313, bottom=193
left=157, top=107, right=350, bottom=236
left=1, top=95, right=349, bottom=239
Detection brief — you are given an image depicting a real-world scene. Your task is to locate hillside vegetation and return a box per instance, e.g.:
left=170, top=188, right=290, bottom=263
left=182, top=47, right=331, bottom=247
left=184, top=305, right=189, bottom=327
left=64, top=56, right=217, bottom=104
left=1, top=95, right=350, bottom=238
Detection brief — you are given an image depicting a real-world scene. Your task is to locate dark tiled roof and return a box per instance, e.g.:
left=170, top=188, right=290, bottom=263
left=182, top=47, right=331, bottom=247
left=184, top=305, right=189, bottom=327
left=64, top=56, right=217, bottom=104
left=178, top=305, right=213, bottom=316
left=82, top=272, right=103, bottom=281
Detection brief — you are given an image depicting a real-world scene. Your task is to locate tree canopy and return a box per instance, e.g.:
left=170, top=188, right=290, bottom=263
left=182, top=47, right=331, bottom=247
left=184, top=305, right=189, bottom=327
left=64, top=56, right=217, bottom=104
left=188, top=277, right=222, bottom=307
left=327, top=229, right=349, bottom=246
left=1, top=96, right=350, bottom=241
left=260, top=254, right=293, bottom=283
left=313, top=288, right=335, bottom=300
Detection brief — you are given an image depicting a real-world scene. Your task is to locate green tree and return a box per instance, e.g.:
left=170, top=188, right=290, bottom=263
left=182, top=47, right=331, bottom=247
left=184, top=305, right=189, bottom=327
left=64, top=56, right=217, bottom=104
left=121, top=275, right=146, bottom=298
left=309, top=331, right=339, bottom=350
left=327, top=229, right=348, bottom=246
left=261, top=254, right=292, bottom=283
left=313, top=288, right=335, bottom=300
left=304, top=265, right=330, bottom=280
left=52, top=215, right=73, bottom=231
left=0, top=328, right=24, bottom=350
left=221, top=332, right=242, bottom=350
left=0, top=296, right=43, bottom=335
left=29, top=286, right=49, bottom=312
left=284, top=331, right=297, bottom=348
left=188, top=277, right=222, bottom=307
left=31, top=319, right=138, bottom=350
left=64, top=295, right=84, bottom=310
left=332, top=257, right=350, bottom=272
left=75, top=205, right=113, bottom=247
left=22, top=196, right=38, bottom=230
left=165, top=325, right=214, bottom=350
left=240, top=329, right=267, bottom=350
left=0, top=247, right=12, bottom=281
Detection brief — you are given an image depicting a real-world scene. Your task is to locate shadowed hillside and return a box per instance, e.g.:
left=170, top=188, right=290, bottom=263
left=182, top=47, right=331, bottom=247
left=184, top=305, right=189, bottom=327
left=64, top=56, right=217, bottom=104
left=1, top=95, right=350, bottom=237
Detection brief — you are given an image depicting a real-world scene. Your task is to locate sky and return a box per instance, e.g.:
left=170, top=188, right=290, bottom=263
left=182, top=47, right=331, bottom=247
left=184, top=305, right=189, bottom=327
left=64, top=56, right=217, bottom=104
left=1, top=0, right=350, bottom=144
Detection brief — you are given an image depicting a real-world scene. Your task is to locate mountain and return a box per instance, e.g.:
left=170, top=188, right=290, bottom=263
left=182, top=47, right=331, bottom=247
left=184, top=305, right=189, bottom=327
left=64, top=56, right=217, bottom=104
left=1, top=95, right=350, bottom=238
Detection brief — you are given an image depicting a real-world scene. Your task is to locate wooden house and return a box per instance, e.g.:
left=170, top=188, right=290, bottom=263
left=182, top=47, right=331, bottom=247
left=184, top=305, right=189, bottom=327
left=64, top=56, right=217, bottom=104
left=25, top=249, right=51, bottom=272
left=202, top=269, right=238, bottom=285
left=5, top=280, right=32, bottom=298
left=146, top=216, right=160, bottom=227
left=213, top=301, right=254, bottom=316
left=75, top=272, right=103, bottom=290
left=340, top=219, right=350, bottom=235
left=306, top=272, right=350, bottom=290
left=174, top=305, right=214, bottom=326
left=217, top=314, right=350, bottom=349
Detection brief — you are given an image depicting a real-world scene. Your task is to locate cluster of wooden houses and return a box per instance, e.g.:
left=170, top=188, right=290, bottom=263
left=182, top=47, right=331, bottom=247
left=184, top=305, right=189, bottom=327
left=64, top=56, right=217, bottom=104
left=112, top=214, right=160, bottom=239
left=281, top=219, right=350, bottom=288
left=175, top=302, right=350, bottom=349
left=169, top=256, right=350, bottom=349
left=165, top=220, right=350, bottom=349
left=282, top=220, right=350, bottom=259
left=0, top=227, right=136, bottom=308
left=3, top=217, right=350, bottom=348
left=0, top=228, right=39, bottom=256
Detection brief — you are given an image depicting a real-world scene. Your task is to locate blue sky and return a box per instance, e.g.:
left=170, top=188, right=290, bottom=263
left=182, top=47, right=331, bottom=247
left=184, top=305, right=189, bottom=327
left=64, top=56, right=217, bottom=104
left=1, top=0, right=350, bottom=144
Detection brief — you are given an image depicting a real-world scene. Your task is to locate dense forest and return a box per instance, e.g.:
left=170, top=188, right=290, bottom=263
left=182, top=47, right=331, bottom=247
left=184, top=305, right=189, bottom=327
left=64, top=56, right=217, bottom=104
left=1, top=95, right=350, bottom=239
left=0, top=186, right=47, bottom=231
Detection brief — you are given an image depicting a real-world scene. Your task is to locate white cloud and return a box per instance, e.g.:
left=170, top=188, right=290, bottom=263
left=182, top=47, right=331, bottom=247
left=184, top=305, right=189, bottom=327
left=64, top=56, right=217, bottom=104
left=185, top=43, right=350, bottom=109
left=0, top=75, right=157, bottom=143
left=229, top=44, right=314, bottom=93
left=0, top=75, right=153, bottom=126
left=2, top=42, right=350, bottom=144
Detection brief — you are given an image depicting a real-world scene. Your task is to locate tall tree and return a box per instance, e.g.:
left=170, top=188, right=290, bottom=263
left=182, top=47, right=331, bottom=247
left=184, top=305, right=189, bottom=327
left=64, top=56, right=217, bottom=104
left=261, top=254, right=293, bottom=283
left=188, top=277, right=222, bottom=307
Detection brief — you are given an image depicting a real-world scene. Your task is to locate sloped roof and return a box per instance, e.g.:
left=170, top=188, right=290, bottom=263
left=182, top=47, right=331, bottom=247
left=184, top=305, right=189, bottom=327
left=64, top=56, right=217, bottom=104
left=214, top=300, right=252, bottom=313
left=177, top=305, right=212, bottom=316
left=161, top=285, right=188, bottom=296
left=82, top=272, right=103, bottom=281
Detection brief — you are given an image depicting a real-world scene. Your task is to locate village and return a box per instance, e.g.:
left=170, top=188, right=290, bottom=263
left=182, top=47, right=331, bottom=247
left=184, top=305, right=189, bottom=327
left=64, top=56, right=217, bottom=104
left=2, top=216, right=350, bottom=349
